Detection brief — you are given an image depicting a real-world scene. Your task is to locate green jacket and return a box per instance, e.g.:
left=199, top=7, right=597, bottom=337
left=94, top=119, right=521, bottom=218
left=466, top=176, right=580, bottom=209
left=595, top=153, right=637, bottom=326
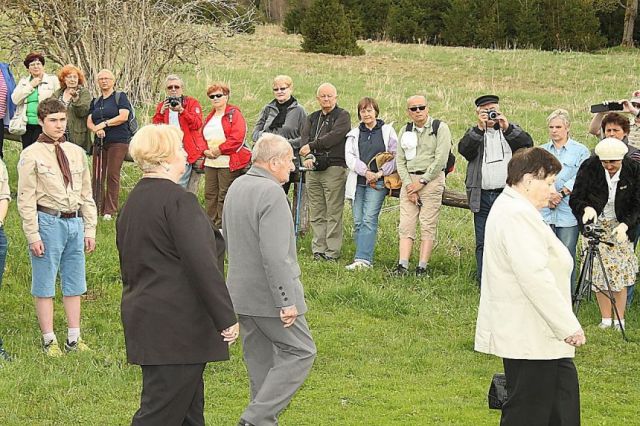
left=52, top=87, right=92, bottom=152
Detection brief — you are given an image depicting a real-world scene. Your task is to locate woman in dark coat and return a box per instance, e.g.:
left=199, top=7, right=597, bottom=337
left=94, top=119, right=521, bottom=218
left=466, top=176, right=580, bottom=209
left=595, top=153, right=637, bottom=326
left=570, top=137, right=640, bottom=331
left=116, top=124, right=238, bottom=425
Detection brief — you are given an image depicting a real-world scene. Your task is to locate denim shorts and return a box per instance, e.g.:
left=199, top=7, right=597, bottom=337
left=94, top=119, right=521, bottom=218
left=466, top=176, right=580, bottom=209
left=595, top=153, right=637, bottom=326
left=31, top=211, right=87, bottom=298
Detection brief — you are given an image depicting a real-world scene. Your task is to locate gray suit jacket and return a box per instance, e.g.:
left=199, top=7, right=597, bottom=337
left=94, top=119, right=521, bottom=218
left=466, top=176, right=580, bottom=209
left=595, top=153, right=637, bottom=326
left=222, top=166, right=308, bottom=317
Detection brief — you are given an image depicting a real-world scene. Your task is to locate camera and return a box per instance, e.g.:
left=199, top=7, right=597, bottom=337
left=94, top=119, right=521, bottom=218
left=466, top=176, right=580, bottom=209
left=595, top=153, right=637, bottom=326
left=166, top=96, right=182, bottom=108
left=590, top=102, right=624, bottom=113
left=486, top=109, right=499, bottom=120
left=583, top=223, right=604, bottom=238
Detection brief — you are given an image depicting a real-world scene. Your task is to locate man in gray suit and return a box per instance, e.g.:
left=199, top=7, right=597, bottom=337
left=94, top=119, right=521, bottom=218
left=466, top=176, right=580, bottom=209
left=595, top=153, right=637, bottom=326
left=223, top=133, right=317, bottom=426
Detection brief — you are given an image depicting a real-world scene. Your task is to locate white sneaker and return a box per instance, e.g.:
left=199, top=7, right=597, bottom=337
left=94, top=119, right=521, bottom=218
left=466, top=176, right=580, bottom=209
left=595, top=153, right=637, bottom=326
left=613, top=322, right=625, bottom=331
left=103, top=214, right=112, bottom=221
left=598, top=321, right=611, bottom=329
left=345, top=260, right=371, bottom=270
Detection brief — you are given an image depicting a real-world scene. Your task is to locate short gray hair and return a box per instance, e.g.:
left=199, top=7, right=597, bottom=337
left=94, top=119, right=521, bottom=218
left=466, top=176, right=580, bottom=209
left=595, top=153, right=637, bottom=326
left=407, top=95, right=427, bottom=105
left=252, top=134, right=291, bottom=163
left=165, top=74, right=184, bottom=88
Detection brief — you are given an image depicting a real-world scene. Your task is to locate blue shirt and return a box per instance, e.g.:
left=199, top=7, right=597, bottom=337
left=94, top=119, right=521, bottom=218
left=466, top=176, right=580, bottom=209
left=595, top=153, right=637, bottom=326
left=541, top=138, right=590, bottom=227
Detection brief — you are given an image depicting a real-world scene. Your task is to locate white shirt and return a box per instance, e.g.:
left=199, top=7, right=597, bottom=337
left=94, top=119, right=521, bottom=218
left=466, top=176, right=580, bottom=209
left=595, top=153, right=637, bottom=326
left=203, top=115, right=230, bottom=168
left=168, top=111, right=180, bottom=128
left=602, top=167, right=621, bottom=220
left=481, top=128, right=512, bottom=190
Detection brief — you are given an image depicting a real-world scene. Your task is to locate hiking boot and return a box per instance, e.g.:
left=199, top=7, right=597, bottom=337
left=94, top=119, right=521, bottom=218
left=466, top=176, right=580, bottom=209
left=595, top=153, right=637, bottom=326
left=390, top=264, right=409, bottom=276
left=43, top=340, right=63, bottom=358
left=0, top=346, right=12, bottom=362
left=415, top=266, right=430, bottom=277
left=64, top=338, right=91, bottom=353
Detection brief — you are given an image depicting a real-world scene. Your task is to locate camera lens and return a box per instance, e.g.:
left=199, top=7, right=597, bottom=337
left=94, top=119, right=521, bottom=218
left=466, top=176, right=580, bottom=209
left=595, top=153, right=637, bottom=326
left=488, top=111, right=499, bottom=120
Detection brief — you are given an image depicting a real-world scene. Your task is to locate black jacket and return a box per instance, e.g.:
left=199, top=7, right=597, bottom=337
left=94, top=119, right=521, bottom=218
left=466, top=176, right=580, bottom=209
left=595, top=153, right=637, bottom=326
left=570, top=155, right=640, bottom=240
left=301, top=106, right=351, bottom=167
left=116, top=178, right=236, bottom=365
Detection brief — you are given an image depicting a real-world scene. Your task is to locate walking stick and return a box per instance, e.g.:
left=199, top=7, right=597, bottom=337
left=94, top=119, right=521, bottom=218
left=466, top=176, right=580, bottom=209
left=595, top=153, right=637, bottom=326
left=92, top=138, right=104, bottom=215
left=294, top=168, right=306, bottom=237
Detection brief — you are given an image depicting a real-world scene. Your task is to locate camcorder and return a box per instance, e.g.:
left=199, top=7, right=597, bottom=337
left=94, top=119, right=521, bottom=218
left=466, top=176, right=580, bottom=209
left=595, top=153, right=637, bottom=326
left=590, top=102, right=624, bottom=113
left=166, top=96, right=183, bottom=108
left=583, top=223, right=605, bottom=239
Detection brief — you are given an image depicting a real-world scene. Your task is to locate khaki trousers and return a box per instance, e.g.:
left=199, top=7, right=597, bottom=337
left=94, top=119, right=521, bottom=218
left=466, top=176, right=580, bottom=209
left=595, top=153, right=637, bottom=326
left=306, top=166, right=347, bottom=258
left=398, top=172, right=445, bottom=241
left=204, top=166, right=243, bottom=229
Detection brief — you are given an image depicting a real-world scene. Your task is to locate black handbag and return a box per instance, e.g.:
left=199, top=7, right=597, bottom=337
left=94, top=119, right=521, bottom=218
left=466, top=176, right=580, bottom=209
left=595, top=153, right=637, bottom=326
left=313, top=151, right=330, bottom=171
left=488, top=373, right=508, bottom=410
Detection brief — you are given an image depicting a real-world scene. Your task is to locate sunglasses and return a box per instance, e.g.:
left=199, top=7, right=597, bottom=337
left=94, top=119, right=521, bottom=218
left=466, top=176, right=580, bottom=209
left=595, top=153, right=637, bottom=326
left=167, top=85, right=181, bottom=90
left=408, top=105, right=427, bottom=112
left=208, top=93, right=225, bottom=99
left=273, top=87, right=289, bottom=92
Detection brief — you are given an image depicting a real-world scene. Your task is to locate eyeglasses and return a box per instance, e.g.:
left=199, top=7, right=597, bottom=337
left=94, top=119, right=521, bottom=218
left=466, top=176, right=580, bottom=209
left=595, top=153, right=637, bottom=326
left=632, top=102, right=640, bottom=108
left=167, top=85, right=181, bottom=90
left=408, top=105, right=427, bottom=112
left=209, top=93, right=225, bottom=99
left=28, top=61, right=42, bottom=67
left=273, top=87, right=289, bottom=92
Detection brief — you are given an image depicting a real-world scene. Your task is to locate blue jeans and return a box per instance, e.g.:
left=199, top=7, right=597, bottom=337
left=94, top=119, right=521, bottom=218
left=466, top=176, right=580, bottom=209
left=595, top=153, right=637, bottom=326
left=177, top=163, right=192, bottom=189
left=31, top=212, right=86, bottom=298
left=0, top=227, right=7, bottom=288
left=473, top=189, right=502, bottom=285
left=352, top=181, right=387, bottom=264
left=550, top=225, right=579, bottom=294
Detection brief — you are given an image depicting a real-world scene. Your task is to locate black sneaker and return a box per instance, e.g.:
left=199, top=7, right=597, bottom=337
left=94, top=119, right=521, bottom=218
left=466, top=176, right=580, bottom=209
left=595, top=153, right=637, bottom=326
left=313, top=252, right=327, bottom=261
left=415, top=266, right=430, bottom=277
left=0, top=346, right=12, bottom=362
left=390, top=264, right=409, bottom=276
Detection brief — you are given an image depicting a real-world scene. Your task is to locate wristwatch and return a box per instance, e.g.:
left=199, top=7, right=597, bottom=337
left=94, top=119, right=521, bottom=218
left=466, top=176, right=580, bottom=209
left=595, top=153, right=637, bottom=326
left=418, top=178, right=428, bottom=185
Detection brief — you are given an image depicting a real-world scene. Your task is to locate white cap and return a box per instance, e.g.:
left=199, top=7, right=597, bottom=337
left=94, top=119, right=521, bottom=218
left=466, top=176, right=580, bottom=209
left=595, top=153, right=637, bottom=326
left=595, top=137, right=628, bottom=161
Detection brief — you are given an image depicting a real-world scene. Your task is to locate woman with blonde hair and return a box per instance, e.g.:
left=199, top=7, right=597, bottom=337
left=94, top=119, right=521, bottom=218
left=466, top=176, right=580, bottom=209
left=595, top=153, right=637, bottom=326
left=51, top=64, right=92, bottom=152
left=252, top=75, right=307, bottom=193
left=540, top=109, right=589, bottom=291
left=117, top=124, right=238, bottom=425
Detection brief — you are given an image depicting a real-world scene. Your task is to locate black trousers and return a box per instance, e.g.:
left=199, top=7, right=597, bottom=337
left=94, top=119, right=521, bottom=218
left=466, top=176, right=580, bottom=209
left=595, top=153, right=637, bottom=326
left=501, top=358, right=580, bottom=426
left=21, top=123, right=42, bottom=150
left=132, top=363, right=206, bottom=426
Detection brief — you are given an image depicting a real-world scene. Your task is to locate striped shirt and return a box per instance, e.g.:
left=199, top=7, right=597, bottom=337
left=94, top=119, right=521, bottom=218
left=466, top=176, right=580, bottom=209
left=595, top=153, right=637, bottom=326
left=0, top=73, right=7, bottom=118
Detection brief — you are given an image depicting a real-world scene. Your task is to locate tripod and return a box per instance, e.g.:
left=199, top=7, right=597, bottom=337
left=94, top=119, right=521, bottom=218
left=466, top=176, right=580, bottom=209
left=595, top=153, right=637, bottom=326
left=573, top=232, right=628, bottom=341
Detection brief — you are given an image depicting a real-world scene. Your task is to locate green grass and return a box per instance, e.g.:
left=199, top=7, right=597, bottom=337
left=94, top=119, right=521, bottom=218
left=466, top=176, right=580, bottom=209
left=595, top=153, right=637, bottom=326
left=1, top=25, right=639, bottom=425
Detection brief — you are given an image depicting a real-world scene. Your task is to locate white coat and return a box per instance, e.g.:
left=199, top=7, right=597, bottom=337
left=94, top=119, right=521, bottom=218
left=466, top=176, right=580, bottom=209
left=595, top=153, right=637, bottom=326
left=474, top=186, right=582, bottom=360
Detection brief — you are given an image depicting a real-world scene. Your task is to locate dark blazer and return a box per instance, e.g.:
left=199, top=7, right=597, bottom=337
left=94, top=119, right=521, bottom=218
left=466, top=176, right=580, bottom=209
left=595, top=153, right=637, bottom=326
left=570, top=155, right=640, bottom=240
left=116, top=178, right=236, bottom=365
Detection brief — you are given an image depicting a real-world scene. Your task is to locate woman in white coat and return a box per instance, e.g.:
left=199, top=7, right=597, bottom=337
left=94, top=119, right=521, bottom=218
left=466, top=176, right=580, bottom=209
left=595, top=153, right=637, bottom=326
left=344, top=97, right=397, bottom=270
left=11, top=52, right=59, bottom=149
left=475, top=147, right=586, bottom=426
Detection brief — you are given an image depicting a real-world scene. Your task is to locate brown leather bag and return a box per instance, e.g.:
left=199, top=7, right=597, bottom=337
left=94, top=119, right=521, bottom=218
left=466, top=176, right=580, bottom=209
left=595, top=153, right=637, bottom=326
left=368, top=152, right=401, bottom=197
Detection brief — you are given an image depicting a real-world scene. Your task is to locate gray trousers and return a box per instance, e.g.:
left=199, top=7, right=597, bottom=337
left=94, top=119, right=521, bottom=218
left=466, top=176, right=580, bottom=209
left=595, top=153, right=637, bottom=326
left=306, top=166, right=347, bottom=258
left=239, top=314, right=316, bottom=426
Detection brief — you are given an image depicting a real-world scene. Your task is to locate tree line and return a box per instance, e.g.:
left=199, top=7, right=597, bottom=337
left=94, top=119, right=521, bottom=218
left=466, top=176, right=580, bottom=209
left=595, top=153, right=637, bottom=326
left=275, top=0, right=640, bottom=53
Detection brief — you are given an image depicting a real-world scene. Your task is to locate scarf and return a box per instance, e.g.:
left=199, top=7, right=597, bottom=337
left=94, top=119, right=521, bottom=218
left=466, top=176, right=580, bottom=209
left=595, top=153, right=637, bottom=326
left=269, top=96, right=296, bottom=130
left=37, top=133, right=72, bottom=188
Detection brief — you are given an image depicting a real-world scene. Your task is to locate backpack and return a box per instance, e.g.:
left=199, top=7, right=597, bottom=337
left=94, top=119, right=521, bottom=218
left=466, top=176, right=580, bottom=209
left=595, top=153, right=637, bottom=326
left=114, top=91, right=139, bottom=136
left=405, top=119, right=455, bottom=176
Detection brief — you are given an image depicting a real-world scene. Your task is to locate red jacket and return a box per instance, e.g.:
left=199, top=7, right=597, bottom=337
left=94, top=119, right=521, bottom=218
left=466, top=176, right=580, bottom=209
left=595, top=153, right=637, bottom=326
left=152, top=96, right=207, bottom=164
left=202, top=104, right=251, bottom=172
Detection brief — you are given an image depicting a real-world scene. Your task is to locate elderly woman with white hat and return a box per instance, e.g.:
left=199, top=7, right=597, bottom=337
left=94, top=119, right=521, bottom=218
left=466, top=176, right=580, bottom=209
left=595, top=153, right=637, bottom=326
left=570, top=137, right=640, bottom=330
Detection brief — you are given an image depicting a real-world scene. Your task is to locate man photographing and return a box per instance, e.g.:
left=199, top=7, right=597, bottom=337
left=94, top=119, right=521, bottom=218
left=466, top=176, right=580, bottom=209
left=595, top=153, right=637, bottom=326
left=459, top=95, right=533, bottom=285
left=152, top=74, right=207, bottom=193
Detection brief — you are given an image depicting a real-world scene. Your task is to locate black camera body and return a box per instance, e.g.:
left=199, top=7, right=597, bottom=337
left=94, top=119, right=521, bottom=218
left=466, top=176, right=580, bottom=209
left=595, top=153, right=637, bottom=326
left=166, top=96, right=183, bottom=108
left=486, top=109, right=499, bottom=120
left=590, top=102, right=624, bottom=113
left=583, top=223, right=605, bottom=239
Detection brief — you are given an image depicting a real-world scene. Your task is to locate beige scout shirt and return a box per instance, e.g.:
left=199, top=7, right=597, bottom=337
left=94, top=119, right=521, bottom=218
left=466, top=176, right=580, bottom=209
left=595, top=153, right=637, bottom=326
left=17, top=141, right=97, bottom=244
left=0, top=160, right=10, bottom=203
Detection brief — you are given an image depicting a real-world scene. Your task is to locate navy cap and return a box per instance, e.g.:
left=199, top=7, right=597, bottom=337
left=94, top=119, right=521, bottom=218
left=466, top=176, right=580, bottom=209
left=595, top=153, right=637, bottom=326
left=475, top=95, right=500, bottom=107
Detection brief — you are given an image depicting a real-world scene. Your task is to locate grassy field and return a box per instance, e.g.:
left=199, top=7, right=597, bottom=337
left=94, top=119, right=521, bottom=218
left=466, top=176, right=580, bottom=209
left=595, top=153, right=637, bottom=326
left=1, top=25, right=640, bottom=425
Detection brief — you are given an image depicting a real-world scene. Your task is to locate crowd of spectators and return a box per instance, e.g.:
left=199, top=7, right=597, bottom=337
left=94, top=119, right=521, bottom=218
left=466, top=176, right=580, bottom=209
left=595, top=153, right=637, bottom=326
left=2, top=51, right=640, bottom=424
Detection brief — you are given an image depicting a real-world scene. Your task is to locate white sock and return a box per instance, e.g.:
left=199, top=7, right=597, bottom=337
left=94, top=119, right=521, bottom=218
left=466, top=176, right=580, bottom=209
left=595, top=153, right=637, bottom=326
left=614, top=319, right=625, bottom=327
left=67, top=328, right=80, bottom=343
left=601, top=318, right=612, bottom=326
left=43, top=332, right=57, bottom=344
